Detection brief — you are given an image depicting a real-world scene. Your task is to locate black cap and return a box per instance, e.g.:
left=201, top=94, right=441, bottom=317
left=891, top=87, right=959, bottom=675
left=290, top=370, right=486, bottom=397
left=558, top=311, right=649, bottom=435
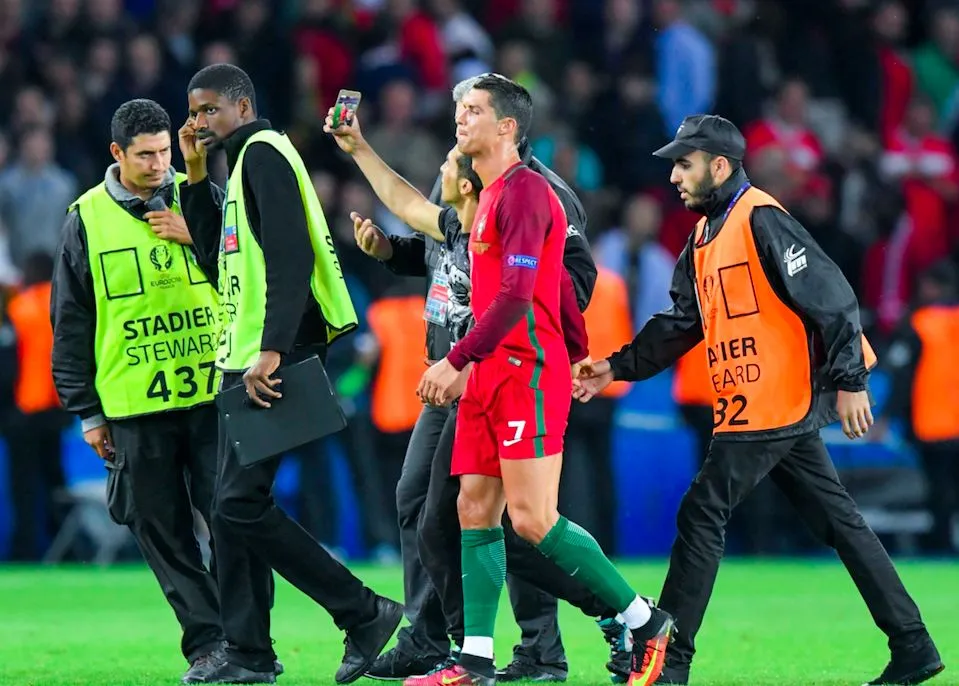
left=653, top=114, right=746, bottom=161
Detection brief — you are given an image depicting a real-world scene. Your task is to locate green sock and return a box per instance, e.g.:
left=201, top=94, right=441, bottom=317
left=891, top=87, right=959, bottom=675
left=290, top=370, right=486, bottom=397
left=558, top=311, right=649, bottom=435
left=461, top=527, right=506, bottom=641
left=537, top=516, right=635, bottom=612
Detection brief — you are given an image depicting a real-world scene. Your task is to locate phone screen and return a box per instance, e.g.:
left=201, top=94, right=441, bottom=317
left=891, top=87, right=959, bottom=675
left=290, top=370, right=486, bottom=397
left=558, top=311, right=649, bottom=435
left=332, top=89, right=362, bottom=129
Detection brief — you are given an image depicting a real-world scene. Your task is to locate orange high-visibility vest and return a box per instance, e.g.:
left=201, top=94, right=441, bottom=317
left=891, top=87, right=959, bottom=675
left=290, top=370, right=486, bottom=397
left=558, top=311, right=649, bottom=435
left=367, top=294, right=428, bottom=433
left=910, top=305, right=959, bottom=441
left=693, top=187, right=877, bottom=434
left=7, top=281, right=60, bottom=414
left=583, top=267, right=633, bottom=398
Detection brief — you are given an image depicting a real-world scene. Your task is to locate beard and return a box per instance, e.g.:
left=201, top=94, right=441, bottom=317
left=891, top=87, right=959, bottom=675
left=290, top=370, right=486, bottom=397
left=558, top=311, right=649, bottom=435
left=197, top=130, right=223, bottom=151
left=683, top=169, right=718, bottom=213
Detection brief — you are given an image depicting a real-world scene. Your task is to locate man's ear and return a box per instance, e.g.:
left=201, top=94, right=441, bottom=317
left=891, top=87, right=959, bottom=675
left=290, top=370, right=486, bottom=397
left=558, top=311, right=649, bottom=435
left=714, top=155, right=732, bottom=177
left=110, top=142, right=123, bottom=164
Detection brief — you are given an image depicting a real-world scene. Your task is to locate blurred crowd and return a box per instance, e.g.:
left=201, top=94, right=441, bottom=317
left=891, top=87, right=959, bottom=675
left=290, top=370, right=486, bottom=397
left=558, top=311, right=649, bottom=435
left=1, top=0, right=959, bottom=562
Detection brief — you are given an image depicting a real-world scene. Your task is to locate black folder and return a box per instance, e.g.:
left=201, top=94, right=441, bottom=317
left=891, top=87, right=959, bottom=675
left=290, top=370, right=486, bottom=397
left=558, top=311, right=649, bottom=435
left=215, top=355, right=347, bottom=467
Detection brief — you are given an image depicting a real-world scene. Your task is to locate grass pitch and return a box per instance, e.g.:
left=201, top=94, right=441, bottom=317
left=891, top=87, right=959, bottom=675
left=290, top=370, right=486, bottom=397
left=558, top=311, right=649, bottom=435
left=0, top=560, right=956, bottom=686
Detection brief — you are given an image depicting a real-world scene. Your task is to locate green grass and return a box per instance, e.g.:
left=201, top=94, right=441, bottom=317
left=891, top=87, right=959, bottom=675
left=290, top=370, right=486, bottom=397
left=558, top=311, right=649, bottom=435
left=0, top=560, right=956, bottom=685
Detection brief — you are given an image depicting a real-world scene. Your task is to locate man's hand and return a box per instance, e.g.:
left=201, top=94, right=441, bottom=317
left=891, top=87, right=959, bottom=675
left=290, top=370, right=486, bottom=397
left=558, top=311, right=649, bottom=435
left=84, top=425, right=115, bottom=461
left=178, top=118, right=208, bottom=166
left=417, top=357, right=461, bottom=406
left=837, top=389, right=873, bottom=440
left=243, top=351, right=283, bottom=408
left=323, top=109, right=365, bottom=155
left=571, top=355, right=592, bottom=384
left=440, top=362, right=472, bottom=406
left=145, top=210, right=193, bottom=245
left=572, top=358, right=614, bottom=403
left=352, top=211, right=393, bottom=261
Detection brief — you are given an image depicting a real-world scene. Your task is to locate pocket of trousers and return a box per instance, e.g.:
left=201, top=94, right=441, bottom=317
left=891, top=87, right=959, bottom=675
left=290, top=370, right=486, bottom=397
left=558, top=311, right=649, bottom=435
left=104, top=451, right=136, bottom=526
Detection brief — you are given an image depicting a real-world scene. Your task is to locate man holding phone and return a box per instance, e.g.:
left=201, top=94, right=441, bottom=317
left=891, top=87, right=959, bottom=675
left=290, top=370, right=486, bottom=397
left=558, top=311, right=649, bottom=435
left=176, top=63, right=402, bottom=685
left=51, top=98, right=224, bottom=683
left=326, top=106, right=634, bottom=685
left=330, top=77, right=614, bottom=684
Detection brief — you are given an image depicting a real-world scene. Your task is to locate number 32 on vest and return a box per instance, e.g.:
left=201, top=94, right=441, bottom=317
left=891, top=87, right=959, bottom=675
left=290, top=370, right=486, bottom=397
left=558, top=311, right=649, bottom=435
left=708, top=336, right=759, bottom=428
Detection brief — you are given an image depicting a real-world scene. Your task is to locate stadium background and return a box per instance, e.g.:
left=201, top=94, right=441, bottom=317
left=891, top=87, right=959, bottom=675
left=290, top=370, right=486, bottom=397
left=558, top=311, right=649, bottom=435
left=0, top=0, right=957, bottom=565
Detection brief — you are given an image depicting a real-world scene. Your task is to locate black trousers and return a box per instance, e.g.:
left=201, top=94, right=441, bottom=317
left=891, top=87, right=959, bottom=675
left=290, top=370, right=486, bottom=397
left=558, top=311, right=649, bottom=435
left=917, top=440, right=959, bottom=553
left=678, top=403, right=713, bottom=465
left=659, top=432, right=928, bottom=671
left=679, top=402, right=784, bottom=554
left=562, top=398, right=617, bottom=553
left=418, top=405, right=611, bottom=666
left=5, top=409, right=68, bottom=561
left=393, top=404, right=453, bottom=659
left=214, top=353, right=379, bottom=671
left=107, top=404, right=222, bottom=662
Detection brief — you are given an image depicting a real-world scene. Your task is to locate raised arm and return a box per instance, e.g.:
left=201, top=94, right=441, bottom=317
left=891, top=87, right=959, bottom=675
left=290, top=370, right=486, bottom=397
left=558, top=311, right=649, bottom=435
left=324, top=110, right=442, bottom=240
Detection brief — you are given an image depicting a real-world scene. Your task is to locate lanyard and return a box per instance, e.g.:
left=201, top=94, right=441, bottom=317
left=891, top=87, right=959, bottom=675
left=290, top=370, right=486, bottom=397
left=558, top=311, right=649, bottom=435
left=699, top=182, right=750, bottom=245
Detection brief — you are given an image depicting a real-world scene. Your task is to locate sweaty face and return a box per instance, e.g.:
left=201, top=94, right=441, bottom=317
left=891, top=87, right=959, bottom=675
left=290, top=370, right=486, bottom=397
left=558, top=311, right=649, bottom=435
left=188, top=88, right=246, bottom=150
left=454, top=88, right=503, bottom=155
left=114, top=131, right=172, bottom=191
left=669, top=151, right=718, bottom=212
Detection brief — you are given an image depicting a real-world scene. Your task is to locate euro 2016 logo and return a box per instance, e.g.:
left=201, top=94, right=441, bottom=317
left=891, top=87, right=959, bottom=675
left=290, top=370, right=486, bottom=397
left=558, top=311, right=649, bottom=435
left=149, top=245, right=181, bottom=290
left=150, top=245, right=173, bottom=272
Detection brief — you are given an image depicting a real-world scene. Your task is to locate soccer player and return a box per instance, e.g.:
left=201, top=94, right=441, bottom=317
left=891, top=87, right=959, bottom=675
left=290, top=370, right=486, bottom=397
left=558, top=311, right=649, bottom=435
left=325, top=107, right=633, bottom=683
left=575, top=114, right=944, bottom=686
left=415, top=74, right=673, bottom=686
left=326, top=73, right=601, bottom=684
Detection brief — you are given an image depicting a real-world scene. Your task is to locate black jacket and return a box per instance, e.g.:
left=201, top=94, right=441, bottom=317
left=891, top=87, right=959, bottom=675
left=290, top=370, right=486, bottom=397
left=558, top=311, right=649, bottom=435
left=179, top=119, right=329, bottom=358
left=50, top=166, right=211, bottom=424
left=608, top=168, right=871, bottom=442
left=382, top=140, right=597, bottom=360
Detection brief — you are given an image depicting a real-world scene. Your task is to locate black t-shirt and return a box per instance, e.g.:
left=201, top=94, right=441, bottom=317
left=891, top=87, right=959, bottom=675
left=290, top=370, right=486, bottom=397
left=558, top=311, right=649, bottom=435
left=433, top=206, right=473, bottom=346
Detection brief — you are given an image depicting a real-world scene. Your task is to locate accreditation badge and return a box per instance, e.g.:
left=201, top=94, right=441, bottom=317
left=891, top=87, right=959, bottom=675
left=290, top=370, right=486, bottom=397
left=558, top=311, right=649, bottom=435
left=423, top=270, right=450, bottom=326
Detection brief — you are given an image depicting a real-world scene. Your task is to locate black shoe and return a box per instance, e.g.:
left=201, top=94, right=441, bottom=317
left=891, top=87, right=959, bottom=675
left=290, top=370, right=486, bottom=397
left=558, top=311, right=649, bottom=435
left=597, top=616, right=632, bottom=683
left=183, top=647, right=285, bottom=684
left=189, top=658, right=277, bottom=684
left=182, top=651, right=224, bottom=684
left=365, top=647, right=449, bottom=681
left=495, top=659, right=567, bottom=682
left=866, top=641, right=945, bottom=685
left=336, top=595, right=404, bottom=684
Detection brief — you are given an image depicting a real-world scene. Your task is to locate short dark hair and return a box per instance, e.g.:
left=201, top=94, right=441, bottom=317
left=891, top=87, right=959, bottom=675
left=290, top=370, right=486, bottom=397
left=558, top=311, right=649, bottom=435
left=111, top=99, right=171, bottom=150
left=470, top=74, right=533, bottom=143
left=188, top=63, right=257, bottom=113
left=703, top=151, right=742, bottom=172
left=456, top=153, right=483, bottom=199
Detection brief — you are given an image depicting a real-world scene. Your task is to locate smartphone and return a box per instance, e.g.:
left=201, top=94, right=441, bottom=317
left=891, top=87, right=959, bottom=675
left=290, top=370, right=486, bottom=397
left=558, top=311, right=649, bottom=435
left=332, top=89, right=362, bottom=129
